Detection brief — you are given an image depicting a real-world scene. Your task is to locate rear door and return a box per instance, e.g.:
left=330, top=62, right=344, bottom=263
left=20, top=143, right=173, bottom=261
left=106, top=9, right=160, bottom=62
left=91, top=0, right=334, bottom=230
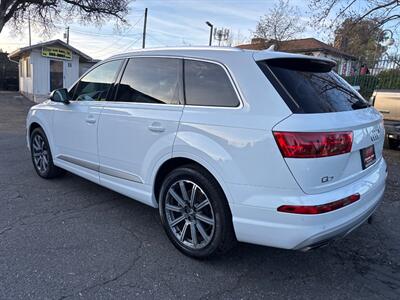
left=97, top=57, right=184, bottom=187
left=258, top=58, right=385, bottom=194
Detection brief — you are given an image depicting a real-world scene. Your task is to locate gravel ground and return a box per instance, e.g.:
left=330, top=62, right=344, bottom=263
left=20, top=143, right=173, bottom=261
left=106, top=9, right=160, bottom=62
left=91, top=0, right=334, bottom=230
left=0, top=91, right=399, bottom=299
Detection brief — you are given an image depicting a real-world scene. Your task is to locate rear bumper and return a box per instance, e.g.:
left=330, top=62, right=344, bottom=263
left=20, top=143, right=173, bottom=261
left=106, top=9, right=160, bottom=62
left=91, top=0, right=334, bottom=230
left=229, top=158, right=387, bottom=250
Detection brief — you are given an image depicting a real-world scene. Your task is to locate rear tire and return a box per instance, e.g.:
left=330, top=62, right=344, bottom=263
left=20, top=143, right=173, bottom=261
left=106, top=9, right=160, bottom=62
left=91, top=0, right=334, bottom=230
left=388, top=138, right=399, bottom=150
left=159, top=165, right=236, bottom=258
left=30, top=127, right=64, bottom=179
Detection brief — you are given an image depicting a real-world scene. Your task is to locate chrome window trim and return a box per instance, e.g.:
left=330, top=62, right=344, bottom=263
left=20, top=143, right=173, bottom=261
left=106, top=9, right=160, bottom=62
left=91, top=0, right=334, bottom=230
left=103, top=55, right=244, bottom=110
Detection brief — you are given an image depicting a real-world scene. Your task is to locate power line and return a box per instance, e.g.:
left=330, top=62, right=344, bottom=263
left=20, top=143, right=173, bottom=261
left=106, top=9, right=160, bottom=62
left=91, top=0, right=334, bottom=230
left=89, top=16, right=145, bottom=54
left=121, top=35, right=143, bottom=52
left=147, top=34, right=167, bottom=46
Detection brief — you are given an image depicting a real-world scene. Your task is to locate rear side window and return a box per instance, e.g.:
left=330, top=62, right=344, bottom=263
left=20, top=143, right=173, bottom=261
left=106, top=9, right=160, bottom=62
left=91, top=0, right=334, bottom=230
left=184, top=60, right=240, bottom=107
left=116, top=57, right=182, bottom=104
left=258, top=59, right=369, bottom=113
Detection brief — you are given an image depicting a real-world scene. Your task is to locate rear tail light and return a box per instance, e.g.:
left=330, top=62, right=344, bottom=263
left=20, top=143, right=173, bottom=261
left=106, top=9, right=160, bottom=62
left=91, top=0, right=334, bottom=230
left=273, top=131, right=353, bottom=158
left=277, top=194, right=360, bottom=215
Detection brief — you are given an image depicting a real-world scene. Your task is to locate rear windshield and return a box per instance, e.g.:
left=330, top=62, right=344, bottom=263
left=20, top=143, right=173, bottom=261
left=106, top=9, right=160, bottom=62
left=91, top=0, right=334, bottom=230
left=258, top=58, right=369, bottom=113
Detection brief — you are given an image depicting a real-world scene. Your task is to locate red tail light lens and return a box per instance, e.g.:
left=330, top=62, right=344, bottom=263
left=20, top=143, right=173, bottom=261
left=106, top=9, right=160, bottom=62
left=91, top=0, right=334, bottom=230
left=273, top=131, right=353, bottom=158
left=277, top=194, right=360, bottom=214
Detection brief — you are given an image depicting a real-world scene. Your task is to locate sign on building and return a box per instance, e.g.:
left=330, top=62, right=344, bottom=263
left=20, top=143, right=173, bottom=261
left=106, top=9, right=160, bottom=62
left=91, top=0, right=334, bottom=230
left=42, top=47, right=72, bottom=60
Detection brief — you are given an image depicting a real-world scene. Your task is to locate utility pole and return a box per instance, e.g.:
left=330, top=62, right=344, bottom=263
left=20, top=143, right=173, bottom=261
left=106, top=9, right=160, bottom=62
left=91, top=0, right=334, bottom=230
left=28, top=12, right=32, bottom=46
left=205, top=21, right=213, bottom=46
left=142, top=8, right=148, bottom=49
left=65, top=27, right=70, bottom=44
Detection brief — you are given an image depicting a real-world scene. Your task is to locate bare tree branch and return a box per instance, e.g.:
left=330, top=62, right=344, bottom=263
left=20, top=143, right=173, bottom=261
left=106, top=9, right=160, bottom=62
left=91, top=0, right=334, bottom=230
left=254, top=0, right=305, bottom=42
left=309, top=0, right=400, bottom=30
left=0, top=0, right=131, bottom=33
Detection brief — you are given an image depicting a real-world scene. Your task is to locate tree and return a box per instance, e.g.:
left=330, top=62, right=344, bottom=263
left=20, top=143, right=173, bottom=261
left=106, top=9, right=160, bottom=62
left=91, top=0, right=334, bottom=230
left=334, top=18, right=386, bottom=62
left=254, top=0, right=305, bottom=42
left=0, top=0, right=131, bottom=34
left=309, top=0, right=400, bottom=29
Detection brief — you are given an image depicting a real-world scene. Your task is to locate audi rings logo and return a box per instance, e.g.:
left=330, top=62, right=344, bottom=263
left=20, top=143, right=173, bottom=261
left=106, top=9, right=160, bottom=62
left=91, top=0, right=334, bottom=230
left=370, top=128, right=380, bottom=142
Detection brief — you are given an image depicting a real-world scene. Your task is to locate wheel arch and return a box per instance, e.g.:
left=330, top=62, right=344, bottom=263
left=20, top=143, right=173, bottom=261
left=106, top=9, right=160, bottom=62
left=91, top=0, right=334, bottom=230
left=152, top=155, right=233, bottom=208
left=29, top=122, right=42, bottom=137
left=27, top=119, right=54, bottom=154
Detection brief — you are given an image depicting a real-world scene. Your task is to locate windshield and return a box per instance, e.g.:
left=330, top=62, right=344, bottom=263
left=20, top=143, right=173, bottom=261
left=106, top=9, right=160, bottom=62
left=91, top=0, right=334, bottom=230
left=258, top=59, right=369, bottom=113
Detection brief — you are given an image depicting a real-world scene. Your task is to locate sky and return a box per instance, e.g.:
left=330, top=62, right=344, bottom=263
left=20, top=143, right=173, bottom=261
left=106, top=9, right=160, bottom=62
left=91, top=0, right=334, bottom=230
left=0, top=0, right=326, bottom=60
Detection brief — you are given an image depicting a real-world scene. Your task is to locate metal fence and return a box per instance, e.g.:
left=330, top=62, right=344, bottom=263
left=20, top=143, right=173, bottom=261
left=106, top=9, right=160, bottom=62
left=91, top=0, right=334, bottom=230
left=339, top=56, right=400, bottom=99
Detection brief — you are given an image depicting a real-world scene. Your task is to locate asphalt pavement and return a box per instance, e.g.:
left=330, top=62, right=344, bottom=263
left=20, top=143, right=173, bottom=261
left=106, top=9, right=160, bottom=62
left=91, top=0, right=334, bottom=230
left=0, top=91, right=399, bottom=299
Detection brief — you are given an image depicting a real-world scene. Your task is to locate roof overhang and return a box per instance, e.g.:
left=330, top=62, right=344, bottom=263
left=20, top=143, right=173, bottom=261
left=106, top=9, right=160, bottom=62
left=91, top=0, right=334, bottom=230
left=8, top=39, right=94, bottom=62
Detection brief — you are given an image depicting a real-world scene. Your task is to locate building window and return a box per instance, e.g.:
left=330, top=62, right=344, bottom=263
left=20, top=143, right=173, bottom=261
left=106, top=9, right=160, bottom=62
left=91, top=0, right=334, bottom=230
left=25, top=58, right=31, bottom=78
left=19, top=59, right=24, bottom=77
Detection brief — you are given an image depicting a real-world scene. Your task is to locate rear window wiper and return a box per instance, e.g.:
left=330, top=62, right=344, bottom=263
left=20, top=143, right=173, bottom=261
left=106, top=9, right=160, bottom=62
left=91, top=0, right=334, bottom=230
left=351, top=100, right=370, bottom=110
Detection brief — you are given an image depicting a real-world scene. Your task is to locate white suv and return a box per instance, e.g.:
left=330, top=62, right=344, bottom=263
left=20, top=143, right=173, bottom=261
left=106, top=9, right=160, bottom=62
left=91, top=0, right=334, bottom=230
left=27, top=48, right=387, bottom=258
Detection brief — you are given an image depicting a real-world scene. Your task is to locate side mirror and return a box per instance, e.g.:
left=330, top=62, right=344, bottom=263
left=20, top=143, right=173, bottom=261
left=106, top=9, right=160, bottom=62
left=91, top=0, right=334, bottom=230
left=50, top=88, right=70, bottom=104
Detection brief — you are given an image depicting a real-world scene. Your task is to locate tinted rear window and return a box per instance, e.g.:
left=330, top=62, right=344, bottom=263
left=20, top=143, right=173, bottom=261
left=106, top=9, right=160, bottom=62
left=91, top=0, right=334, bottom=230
left=258, top=59, right=369, bottom=113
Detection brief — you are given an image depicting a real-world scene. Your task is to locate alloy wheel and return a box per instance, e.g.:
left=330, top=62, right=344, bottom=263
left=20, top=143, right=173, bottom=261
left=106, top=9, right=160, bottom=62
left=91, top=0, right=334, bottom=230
left=165, top=180, right=215, bottom=249
left=32, top=134, right=49, bottom=174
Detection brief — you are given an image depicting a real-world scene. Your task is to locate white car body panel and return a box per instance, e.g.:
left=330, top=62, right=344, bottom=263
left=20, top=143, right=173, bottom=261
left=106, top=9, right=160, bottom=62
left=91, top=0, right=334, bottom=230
left=98, top=102, right=183, bottom=184
left=52, top=101, right=104, bottom=184
left=273, top=107, right=385, bottom=194
left=26, top=47, right=387, bottom=250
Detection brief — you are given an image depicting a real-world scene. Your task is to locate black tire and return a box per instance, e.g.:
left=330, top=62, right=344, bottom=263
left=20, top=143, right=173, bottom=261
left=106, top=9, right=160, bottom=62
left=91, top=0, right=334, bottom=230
left=159, top=164, right=236, bottom=258
left=388, top=138, right=399, bottom=150
left=30, top=127, right=64, bottom=179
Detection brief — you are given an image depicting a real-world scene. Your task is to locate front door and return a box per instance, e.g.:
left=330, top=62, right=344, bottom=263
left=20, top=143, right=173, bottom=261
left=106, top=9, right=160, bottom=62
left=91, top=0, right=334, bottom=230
left=52, top=59, right=123, bottom=183
left=98, top=57, right=183, bottom=193
left=50, top=60, right=64, bottom=91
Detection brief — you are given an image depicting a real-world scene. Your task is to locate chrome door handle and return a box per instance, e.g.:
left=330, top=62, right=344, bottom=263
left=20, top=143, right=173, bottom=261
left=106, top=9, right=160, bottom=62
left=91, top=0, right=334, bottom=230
left=148, top=123, right=165, bottom=132
left=86, top=117, right=96, bottom=124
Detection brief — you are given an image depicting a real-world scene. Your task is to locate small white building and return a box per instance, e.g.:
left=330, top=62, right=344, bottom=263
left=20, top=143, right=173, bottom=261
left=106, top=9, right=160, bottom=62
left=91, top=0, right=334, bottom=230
left=9, top=39, right=98, bottom=102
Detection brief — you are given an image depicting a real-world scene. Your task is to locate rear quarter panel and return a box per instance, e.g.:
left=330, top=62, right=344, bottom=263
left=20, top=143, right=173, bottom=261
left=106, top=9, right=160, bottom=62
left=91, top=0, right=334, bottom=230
left=173, top=54, right=300, bottom=204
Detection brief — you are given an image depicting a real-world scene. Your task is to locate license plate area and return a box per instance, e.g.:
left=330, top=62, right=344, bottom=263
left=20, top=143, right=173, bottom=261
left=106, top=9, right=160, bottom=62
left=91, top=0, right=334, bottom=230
left=360, top=145, right=376, bottom=169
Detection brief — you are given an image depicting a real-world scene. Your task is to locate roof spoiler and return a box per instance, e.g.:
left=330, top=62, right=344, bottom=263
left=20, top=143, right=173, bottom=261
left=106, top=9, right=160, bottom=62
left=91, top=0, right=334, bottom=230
left=253, top=51, right=336, bottom=67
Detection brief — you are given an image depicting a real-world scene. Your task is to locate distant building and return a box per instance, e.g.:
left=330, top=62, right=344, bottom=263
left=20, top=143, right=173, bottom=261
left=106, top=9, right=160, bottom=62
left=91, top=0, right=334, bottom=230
left=237, top=38, right=357, bottom=76
left=8, top=39, right=99, bottom=102
left=0, top=52, right=18, bottom=91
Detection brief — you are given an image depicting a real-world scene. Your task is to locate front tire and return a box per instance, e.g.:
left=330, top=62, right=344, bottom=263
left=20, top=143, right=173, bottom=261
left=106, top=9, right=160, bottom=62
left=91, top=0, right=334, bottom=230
left=30, top=127, right=64, bottom=179
left=159, top=165, right=236, bottom=258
